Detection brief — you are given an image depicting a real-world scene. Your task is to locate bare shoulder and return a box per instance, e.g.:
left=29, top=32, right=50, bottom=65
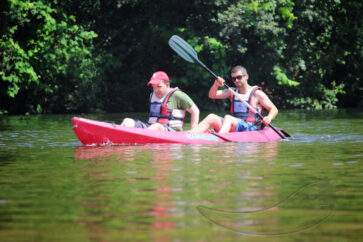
left=253, top=88, right=276, bottom=109
left=253, top=89, right=269, bottom=99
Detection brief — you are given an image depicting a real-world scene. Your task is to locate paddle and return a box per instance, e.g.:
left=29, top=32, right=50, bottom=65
left=168, top=35, right=287, bottom=139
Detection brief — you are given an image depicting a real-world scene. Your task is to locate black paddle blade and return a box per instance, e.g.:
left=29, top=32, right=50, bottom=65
left=168, top=35, right=198, bottom=63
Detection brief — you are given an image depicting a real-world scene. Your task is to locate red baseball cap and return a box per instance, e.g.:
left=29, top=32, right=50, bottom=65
left=147, top=71, right=169, bottom=86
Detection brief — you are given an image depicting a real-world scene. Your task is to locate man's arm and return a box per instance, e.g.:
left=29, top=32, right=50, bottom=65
left=208, top=77, right=231, bottom=99
left=187, top=104, right=200, bottom=130
left=255, top=90, right=278, bottom=125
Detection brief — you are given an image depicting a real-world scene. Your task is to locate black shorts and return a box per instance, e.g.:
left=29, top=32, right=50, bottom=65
left=134, top=120, right=150, bottom=129
left=134, top=120, right=175, bottom=131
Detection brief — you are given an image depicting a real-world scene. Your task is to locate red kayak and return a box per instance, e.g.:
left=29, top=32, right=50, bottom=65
left=71, top=117, right=289, bottom=145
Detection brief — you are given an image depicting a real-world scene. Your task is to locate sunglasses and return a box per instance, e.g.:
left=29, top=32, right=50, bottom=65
left=231, top=75, right=245, bottom=82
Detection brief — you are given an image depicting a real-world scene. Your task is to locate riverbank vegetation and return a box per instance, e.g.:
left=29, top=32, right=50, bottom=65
left=1, top=0, right=362, bottom=114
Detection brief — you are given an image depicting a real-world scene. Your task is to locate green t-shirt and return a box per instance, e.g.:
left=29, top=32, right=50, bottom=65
left=166, top=90, right=195, bottom=111
left=165, top=90, right=195, bottom=131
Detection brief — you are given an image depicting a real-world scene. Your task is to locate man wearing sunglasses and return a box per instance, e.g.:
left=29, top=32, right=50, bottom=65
left=192, top=65, right=278, bottom=133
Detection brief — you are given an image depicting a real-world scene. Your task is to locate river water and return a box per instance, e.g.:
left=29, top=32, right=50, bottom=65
left=0, top=109, right=362, bottom=241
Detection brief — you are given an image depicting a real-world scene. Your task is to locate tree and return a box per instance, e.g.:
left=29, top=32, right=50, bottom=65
left=1, top=0, right=361, bottom=114
left=213, top=0, right=362, bottom=109
left=0, top=0, right=99, bottom=114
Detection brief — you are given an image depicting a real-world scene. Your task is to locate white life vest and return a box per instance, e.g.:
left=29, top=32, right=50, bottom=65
left=148, top=88, right=186, bottom=129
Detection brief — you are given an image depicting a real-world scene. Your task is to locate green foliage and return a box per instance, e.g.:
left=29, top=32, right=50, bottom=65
left=288, top=82, right=346, bottom=109
left=273, top=66, right=299, bottom=87
left=278, top=0, right=296, bottom=28
left=0, top=27, right=39, bottom=98
left=287, top=0, right=361, bottom=108
left=1, top=0, right=361, bottom=114
left=0, top=0, right=98, bottom=114
left=213, top=0, right=361, bottom=109
left=321, top=82, right=346, bottom=109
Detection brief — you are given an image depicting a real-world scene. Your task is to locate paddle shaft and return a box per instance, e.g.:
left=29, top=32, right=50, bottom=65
left=194, top=58, right=287, bottom=139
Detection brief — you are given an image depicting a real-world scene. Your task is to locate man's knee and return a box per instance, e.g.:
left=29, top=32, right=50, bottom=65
left=206, top=113, right=219, bottom=122
left=121, top=118, right=135, bottom=127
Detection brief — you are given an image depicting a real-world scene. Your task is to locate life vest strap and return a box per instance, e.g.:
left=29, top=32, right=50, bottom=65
left=148, top=88, right=185, bottom=126
left=149, top=112, right=184, bottom=121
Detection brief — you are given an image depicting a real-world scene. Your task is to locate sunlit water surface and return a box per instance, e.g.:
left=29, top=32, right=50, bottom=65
left=0, top=110, right=362, bottom=241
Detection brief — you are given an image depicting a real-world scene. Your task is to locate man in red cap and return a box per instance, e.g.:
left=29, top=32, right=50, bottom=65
left=121, top=71, right=199, bottom=131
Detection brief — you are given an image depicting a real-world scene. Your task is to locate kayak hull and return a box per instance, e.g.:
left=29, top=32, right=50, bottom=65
left=71, top=117, right=287, bottom=145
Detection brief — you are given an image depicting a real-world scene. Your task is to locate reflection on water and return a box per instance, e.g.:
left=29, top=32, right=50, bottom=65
left=74, top=145, right=184, bottom=241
